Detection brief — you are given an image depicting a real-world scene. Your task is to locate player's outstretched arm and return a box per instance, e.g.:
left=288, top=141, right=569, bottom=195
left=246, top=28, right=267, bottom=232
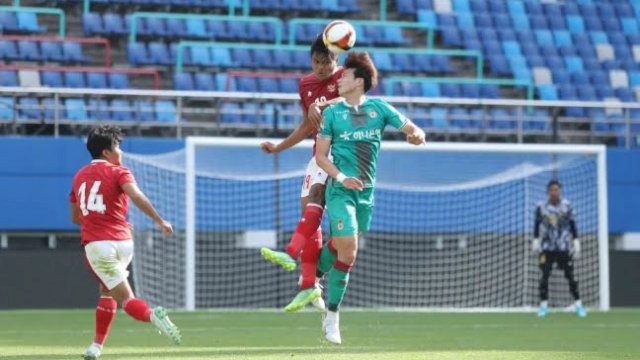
left=400, top=120, right=426, bottom=145
left=122, top=183, right=173, bottom=236
left=316, top=136, right=363, bottom=191
left=260, top=113, right=313, bottom=154
left=69, top=203, right=81, bottom=225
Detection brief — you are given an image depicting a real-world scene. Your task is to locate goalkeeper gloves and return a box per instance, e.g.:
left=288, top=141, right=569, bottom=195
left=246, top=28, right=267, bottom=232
left=532, top=238, right=541, bottom=253
left=571, top=239, right=581, bottom=259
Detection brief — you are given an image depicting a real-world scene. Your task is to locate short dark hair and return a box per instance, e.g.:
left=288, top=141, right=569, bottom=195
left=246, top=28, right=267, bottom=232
left=547, top=179, right=562, bottom=189
left=310, top=33, right=337, bottom=61
left=86, top=125, right=123, bottom=159
left=343, top=51, right=378, bottom=93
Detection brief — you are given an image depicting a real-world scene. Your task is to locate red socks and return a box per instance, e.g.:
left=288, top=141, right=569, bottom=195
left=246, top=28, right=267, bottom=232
left=286, top=204, right=324, bottom=259
left=300, top=230, right=323, bottom=289
left=123, top=298, right=152, bottom=322
left=94, top=297, right=117, bottom=346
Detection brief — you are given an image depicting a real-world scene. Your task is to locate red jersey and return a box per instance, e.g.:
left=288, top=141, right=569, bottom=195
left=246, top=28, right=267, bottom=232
left=298, top=67, right=344, bottom=155
left=70, top=160, right=136, bottom=245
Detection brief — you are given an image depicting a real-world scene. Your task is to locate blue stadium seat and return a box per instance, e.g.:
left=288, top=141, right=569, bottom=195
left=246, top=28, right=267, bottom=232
left=211, top=48, right=232, bottom=68
left=498, top=29, right=517, bottom=42
left=449, top=108, right=470, bottom=129
left=155, top=100, right=176, bottom=122
left=418, top=10, right=437, bottom=28
left=479, top=28, right=498, bottom=43
left=227, top=22, right=248, bottom=42
left=207, top=19, right=227, bottom=39
left=17, top=12, right=46, bottom=33
left=474, top=13, right=493, bottom=28
left=553, top=30, right=572, bottom=46
left=257, top=77, right=278, bottom=93
left=488, top=56, right=510, bottom=75
left=480, top=84, right=499, bottom=98
left=18, top=97, right=41, bottom=121
left=233, top=48, right=257, bottom=68
left=441, top=83, right=460, bottom=97
left=127, top=42, right=150, bottom=65
left=494, top=14, right=511, bottom=29
left=461, top=84, right=479, bottom=98
left=502, top=41, right=521, bottom=56
left=41, top=42, right=64, bottom=62
left=396, top=0, right=417, bottom=15
left=87, top=99, right=109, bottom=121
left=0, top=97, right=14, bottom=121
left=42, top=98, right=60, bottom=121
left=173, top=72, right=194, bottom=90
left=237, top=77, right=257, bottom=92
left=577, top=86, right=597, bottom=101
left=87, top=72, right=107, bottom=88
left=148, top=42, right=171, bottom=66
left=457, top=13, right=475, bottom=29
left=65, top=99, right=87, bottom=121
left=62, top=43, right=89, bottom=63
left=507, top=0, right=524, bottom=16
left=0, top=40, right=19, bottom=61
left=372, top=52, right=393, bottom=72
left=489, top=108, right=513, bottom=129
left=110, top=100, right=133, bottom=121
left=621, top=18, right=639, bottom=34
left=17, top=41, right=41, bottom=61
left=253, top=49, right=274, bottom=69
left=431, top=55, right=452, bottom=73
left=429, top=107, right=447, bottom=129
left=391, top=54, right=415, bottom=72
left=41, top=71, right=62, bottom=87
left=145, top=18, right=168, bottom=37
left=221, top=102, right=242, bottom=123
left=194, top=73, right=216, bottom=91
left=279, top=78, right=298, bottom=93
left=421, top=82, right=440, bottom=97
left=584, top=16, right=603, bottom=31
left=565, top=57, right=584, bottom=73
left=571, top=72, right=591, bottom=86
left=530, top=15, right=548, bottom=29
left=186, top=19, right=207, bottom=38
left=0, top=70, right=18, bottom=86
left=82, top=13, right=105, bottom=35
left=191, top=47, right=213, bottom=66
left=566, top=15, right=585, bottom=33
left=134, top=101, right=155, bottom=122
left=64, top=72, right=85, bottom=88
left=0, top=12, right=20, bottom=32
left=589, top=31, right=608, bottom=45
left=103, top=14, right=127, bottom=35
left=441, top=27, right=462, bottom=46
left=535, top=30, right=554, bottom=46
left=166, top=18, right=187, bottom=38
left=436, top=13, right=455, bottom=28
left=537, top=85, right=558, bottom=100
left=488, top=0, right=506, bottom=13
left=108, top=73, right=129, bottom=89
left=511, top=14, right=529, bottom=31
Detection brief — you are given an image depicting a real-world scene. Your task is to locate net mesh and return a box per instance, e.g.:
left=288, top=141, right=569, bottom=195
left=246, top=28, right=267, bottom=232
left=124, top=142, right=601, bottom=310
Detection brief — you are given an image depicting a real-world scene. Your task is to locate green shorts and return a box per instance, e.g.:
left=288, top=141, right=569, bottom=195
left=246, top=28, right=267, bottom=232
left=325, top=181, right=375, bottom=237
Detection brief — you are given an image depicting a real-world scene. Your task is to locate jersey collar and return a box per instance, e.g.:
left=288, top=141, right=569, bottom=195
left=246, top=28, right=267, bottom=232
left=91, top=159, right=108, bottom=164
left=342, top=97, right=367, bottom=111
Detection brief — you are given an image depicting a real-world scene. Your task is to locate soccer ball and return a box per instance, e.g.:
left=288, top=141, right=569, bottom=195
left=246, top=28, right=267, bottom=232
left=322, top=20, right=357, bottom=54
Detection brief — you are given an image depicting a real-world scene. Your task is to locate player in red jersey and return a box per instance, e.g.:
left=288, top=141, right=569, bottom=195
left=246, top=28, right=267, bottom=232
left=70, top=125, right=181, bottom=360
left=259, top=33, right=344, bottom=312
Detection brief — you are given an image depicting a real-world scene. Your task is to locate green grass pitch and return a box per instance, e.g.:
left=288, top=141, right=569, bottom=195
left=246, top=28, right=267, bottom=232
left=1, top=309, right=639, bottom=359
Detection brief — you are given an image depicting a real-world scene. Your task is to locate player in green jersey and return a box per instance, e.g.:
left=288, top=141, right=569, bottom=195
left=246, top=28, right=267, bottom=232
left=315, top=52, right=426, bottom=344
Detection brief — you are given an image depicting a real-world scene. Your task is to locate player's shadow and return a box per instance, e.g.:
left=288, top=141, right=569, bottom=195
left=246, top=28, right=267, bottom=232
left=1, top=347, right=388, bottom=359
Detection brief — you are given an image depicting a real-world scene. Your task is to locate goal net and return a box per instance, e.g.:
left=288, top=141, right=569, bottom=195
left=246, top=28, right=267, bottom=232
left=123, top=138, right=608, bottom=311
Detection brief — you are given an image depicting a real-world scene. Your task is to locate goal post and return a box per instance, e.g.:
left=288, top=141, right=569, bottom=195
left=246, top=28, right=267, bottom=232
left=125, top=137, right=609, bottom=311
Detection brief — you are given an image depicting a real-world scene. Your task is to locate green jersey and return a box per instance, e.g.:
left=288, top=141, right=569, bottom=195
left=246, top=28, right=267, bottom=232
left=318, top=98, right=408, bottom=188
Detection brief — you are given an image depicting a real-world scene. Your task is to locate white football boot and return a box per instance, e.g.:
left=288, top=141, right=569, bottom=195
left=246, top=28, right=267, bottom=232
left=82, top=342, right=102, bottom=360
left=322, top=311, right=342, bottom=344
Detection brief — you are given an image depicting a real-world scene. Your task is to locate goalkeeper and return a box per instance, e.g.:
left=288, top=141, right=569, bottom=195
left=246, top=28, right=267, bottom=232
left=532, top=179, right=586, bottom=318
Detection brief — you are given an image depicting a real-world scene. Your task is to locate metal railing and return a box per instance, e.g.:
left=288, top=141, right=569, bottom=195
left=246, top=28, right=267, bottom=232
left=0, top=87, right=638, bottom=148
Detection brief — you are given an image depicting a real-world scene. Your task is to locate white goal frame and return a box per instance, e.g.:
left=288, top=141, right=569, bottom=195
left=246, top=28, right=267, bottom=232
left=184, top=137, right=609, bottom=311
